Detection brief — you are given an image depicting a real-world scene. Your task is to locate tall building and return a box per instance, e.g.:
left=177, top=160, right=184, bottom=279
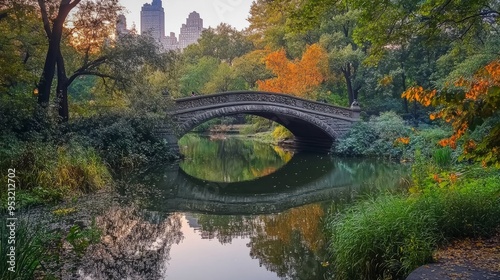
left=140, top=1, right=203, bottom=51
left=140, top=0, right=165, bottom=44
left=178, top=12, right=204, bottom=49
left=116, top=14, right=130, bottom=36
left=164, top=32, right=179, bottom=51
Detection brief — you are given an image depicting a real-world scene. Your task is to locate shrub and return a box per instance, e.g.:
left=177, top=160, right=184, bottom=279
left=69, top=113, right=176, bottom=168
left=271, top=125, right=293, bottom=141
left=334, top=111, right=410, bottom=158
left=334, top=121, right=378, bottom=156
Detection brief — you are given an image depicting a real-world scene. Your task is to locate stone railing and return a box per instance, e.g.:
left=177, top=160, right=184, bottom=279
left=173, top=91, right=360, bottom=119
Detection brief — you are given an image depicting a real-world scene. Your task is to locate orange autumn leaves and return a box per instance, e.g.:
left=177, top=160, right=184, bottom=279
left=402, top=60, right=500, bottom=164
left=257, top=44, right=328, bottom=99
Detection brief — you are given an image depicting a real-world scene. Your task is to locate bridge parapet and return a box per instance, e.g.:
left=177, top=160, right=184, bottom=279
left=174, top=91, right=360, bottom=120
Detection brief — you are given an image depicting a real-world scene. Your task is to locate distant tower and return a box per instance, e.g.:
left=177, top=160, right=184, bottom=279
left=140, top=0, right=165, bottom=44
left=116, top=14, right=130, bottom=36
left=179, top=11, right=204, bottom=49
left=164, top=32, right=179, bottom=50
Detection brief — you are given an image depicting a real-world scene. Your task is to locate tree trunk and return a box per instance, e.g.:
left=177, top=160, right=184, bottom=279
left=56, top=49, right=69, bottom=122
left=36, top=0, right=80, bottom=109
left=343, top=67, right=354, bottom=106
left=37, top=24, right=61, bottom=106
left=401, top=71, right=409, bottom=113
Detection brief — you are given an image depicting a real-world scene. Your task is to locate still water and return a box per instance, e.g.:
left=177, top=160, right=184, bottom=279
left=77, top=135, right=407, bottom=279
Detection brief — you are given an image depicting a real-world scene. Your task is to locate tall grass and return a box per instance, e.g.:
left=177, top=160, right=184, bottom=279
left=1, top=140, right=112, bottom=207
left=328, top=196, right=436, bottom=280
left=326, top=167, right=500, bottom=280
left=0, top=218, right=45, bottom=279
left=432, top=147, right=453, bottom=167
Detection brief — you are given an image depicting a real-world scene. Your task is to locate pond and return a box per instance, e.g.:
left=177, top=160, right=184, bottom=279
left=75, top=135, right=408, bottom=279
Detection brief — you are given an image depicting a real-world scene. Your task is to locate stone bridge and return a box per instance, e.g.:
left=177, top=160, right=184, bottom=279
left=161, top=91, right=361, bottom=151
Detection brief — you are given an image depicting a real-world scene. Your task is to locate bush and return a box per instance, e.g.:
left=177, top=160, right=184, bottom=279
left=334, top=121, right=378, bottom=156
left=334, top=111, right=410, bottom=158
left=69, top=113, right=176, bottom=168
left=271, top=125, right=293, bottom=141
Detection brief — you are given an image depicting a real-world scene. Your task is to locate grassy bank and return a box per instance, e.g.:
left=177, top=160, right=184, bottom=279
left=325, top=165, right=500, bottom=280
left=0, top=140, right=112, bottom=208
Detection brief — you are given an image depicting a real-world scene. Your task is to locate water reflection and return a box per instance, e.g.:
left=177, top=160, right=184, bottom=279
left=78, top=206, right=183, bottom=279
left=188, top=203, right=329, bottom=279
left=179, top=134, right=293, bottom=182
left=86, top=136, right=408, bottom=279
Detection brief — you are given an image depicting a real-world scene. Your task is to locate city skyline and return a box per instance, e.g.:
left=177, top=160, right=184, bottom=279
left=136, top=0, right=204, bottom=51
left=119, top=0, right=254, bottom=33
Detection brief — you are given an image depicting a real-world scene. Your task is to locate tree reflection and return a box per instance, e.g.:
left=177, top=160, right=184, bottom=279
left=249, top=204, right=329, bottom=280
left=192, top=203, right=330, bottom=279
left=78, top=206, right=183, bottom=280
left=179, top=134, right=293, bottom=182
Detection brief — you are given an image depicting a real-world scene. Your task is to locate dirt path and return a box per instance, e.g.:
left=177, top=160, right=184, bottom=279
left=406, top=231, right=500, bottom=280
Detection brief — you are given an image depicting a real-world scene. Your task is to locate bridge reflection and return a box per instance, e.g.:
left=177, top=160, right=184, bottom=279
left=119, top=154, right=407, bottom=215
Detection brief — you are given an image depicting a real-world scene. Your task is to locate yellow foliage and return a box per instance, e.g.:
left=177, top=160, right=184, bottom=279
left=395, top=137, right=410, bottom=145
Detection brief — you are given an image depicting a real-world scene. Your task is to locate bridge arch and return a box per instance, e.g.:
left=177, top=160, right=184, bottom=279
left=162, top=91, right=360, bottom=151
left=177, top=104, right=338, bottom=143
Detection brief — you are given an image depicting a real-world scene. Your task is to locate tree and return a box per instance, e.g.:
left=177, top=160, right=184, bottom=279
left=196, top=23, right=253, bottom=64
left=232, top=49, right=273, bottom=89
left=202, top=62, right=245, bottom=93
left=0, top=2, right=45, bottom=93
left=54, top=0, right=122, bottom=121
left=35, top=0, right=165, bottom=121
left=318, top=5, right=365, bottom=105
left=257, top=44, right=328, bottom=99
left=403, top=60, right=500, bottom=166
left=179, top=56, right=219, bottom=96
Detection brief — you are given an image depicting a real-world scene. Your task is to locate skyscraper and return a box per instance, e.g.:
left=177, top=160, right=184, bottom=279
left=116, top=14, right=130, bottom=36
left=140, top=0, right=165, bottom=44
left=178, top=12, right=204, bottom=49
left=140, top=1, right=203, bottom=51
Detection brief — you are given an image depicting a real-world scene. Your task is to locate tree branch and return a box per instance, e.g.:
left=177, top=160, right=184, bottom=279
left=37, top=0, right=52, bottom=38
left=453, top=10, right=499, bottom=24
left=67, top=71, right=117, bottom=87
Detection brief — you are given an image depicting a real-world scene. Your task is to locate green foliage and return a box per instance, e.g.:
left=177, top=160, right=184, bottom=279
left=334, top=121, right=378, bottom=156
left=0, top=2, right=46, bottom=93
left=196, top=23, right=254, bottom=63
left=432, top=147, right=453, bottom=167
left=232, top=50, right=273, bottom=89
left=65, top=222, right=101, bottom=257
left=70, top=113, right=176, bottom=168
left=334, top=111, right=410, bottom=158
left=271, top=125, right=293, bottom=141
left=179, top=56, right=219, bottom=95
left=241, top=116, right=274, bottom=134
left=202, top=62, right=246, bottom=93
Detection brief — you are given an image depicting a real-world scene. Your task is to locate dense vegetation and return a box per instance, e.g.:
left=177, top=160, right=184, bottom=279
left=1, top=0, right=499, bottom=279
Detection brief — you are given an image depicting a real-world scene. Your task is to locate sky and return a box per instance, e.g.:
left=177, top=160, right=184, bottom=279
left=119, top=0, right=254, bottom=34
